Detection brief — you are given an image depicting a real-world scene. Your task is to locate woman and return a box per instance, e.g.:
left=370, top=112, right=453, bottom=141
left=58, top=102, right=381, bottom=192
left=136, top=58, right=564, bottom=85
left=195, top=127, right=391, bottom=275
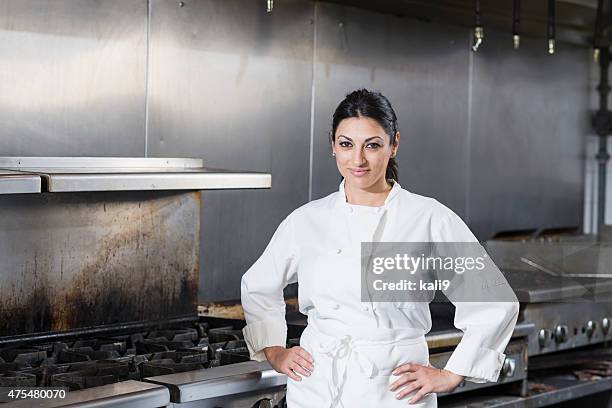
left=241, top=89, right=519, bottom=407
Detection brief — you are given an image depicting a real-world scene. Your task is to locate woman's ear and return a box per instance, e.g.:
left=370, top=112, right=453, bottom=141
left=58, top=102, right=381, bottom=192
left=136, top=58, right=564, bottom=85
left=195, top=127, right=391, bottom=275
left=392, top=131, right=400, bottom=156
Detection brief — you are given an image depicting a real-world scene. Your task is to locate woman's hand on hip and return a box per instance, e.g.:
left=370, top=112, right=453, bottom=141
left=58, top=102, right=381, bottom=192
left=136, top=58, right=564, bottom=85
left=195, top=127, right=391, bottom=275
left=263, top=346, right=315, bottom=381
left=388, top=363, right=464, bottom=404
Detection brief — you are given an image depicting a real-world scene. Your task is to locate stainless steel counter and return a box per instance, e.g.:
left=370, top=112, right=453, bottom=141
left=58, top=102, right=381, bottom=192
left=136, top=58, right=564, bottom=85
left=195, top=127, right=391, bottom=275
left=440, top=376, right=612, bottom=408
left=0, top=169, right=41, bottom=194
left=1, top=380, right=170, bottom=408
left=0, top=157, right=271, bottom=192
left=143, top=361, right=285, bottom=403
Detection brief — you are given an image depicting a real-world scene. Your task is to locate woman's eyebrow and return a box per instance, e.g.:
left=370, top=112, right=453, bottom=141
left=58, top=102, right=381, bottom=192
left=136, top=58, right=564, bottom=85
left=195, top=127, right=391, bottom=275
left=338, top=135, right=384, bottom=142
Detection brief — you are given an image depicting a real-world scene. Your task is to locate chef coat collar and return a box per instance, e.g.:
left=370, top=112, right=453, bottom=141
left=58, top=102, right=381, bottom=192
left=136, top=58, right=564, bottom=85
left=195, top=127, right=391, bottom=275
left=336, top=178, right=401, bottom=210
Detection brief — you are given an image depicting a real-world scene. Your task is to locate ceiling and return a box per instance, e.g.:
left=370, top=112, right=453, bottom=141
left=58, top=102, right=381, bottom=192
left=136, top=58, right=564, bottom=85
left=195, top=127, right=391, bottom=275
left=322, top=0, right=612, bottom=47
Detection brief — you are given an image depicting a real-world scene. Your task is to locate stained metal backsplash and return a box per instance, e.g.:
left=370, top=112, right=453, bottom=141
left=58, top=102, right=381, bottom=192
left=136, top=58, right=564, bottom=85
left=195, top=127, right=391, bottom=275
left=0, top=191, right=200, bottom=336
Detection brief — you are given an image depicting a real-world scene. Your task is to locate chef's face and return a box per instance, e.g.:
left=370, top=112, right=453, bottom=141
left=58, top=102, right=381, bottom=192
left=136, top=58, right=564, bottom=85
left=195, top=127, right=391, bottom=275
left=332, top=116, right=399, bottom=189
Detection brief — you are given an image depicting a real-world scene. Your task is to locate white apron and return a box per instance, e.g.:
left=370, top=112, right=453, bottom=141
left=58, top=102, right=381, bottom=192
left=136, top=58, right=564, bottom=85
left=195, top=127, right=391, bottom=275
left=241, top=180, right=519, bottom=408
left=286, top=317, right=437, bottom=407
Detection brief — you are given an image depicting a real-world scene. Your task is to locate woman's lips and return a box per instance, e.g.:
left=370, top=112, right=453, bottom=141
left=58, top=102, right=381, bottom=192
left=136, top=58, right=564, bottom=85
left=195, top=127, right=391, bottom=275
left=349, top=169, right=369, bottom=177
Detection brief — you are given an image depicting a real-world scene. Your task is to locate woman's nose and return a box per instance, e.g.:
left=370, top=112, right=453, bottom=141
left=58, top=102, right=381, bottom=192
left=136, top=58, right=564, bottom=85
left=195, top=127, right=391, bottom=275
left=352, top=148, right=366, bottom=165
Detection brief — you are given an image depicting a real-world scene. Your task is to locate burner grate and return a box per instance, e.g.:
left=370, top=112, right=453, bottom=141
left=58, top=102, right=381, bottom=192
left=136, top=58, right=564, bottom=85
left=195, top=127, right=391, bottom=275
left=50, top=361, right=130, bottom=390
left=0, top=318, right=261, bottom=390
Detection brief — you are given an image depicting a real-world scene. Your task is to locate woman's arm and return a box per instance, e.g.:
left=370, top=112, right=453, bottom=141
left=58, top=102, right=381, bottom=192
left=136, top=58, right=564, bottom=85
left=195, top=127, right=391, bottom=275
left=434, top=210, right=520, bottom=383
left=390, top=209, right=519, bottom=403
left=390, top=208, right=519, bottom=403
left=241, top=214, right=299, bottom=361
left=241, top=213, right=314, bottom=380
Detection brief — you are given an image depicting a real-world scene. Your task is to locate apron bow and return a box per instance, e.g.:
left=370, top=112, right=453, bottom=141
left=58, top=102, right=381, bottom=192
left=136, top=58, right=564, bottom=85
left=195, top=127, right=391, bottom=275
left=316, top=334, right=378, bottom=408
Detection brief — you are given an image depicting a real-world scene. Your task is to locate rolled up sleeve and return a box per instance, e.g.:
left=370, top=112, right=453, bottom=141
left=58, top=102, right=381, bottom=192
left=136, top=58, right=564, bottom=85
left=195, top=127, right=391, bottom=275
left=433, top=209, right=520, bottom=383
left=443, top=301, right=519, bottom=383
left=240, top=214, right=299, bottom=362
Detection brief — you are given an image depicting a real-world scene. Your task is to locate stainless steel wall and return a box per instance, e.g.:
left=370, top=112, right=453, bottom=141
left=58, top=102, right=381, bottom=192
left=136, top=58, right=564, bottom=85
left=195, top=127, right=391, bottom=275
left=0, top=0, right=147, bottom=156
left=146, top=0, right=313, bottom=301
left=311, top=2, right=587, bottom=240
left=311, top=3, right=470, bottom=218
left=0, top=0, right=589, bottom=303
left=468, top=29, right=587, bottom=238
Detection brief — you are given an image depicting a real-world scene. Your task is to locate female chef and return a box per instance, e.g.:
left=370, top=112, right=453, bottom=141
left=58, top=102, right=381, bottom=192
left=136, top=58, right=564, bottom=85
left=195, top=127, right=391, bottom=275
left=240, top=89, right=520, bottom=407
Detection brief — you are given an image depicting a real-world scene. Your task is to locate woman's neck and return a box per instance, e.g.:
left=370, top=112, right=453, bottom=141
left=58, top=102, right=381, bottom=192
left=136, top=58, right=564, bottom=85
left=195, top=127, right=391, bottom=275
left=344, top=178, right=393, bottom=207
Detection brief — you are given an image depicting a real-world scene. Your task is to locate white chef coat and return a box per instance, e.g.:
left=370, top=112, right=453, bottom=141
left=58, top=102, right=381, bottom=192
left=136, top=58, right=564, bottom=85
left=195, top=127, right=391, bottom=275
left=241, top=179, right=520, bottom=407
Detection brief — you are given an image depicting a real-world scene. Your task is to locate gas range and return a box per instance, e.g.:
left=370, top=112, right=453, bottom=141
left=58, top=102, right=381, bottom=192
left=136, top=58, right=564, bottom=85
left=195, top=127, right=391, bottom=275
left=0, top=321, right=243, bottom=389
left=0, top=317, right=297, bottom=407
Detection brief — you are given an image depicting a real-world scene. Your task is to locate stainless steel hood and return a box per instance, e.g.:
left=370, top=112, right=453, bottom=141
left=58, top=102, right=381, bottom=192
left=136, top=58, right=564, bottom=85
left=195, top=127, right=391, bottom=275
left=0, top=157, right=271, bottom=193
left=0, top=169, right=41, bottom=194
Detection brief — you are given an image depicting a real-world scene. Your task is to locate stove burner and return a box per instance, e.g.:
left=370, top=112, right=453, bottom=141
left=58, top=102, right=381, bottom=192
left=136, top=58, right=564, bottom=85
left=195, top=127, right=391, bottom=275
left=219, top=347, right=250, bottom=365
left=0, top=320, right=256, bottom=390
left=0, top=347, right=47, bottom=366
left=136, top=338, right=194, bottom=354
left=19, top=364, right=70, bottom=387
left=0, top=372, right=36, bottom=387
left=57, top=347, right=121, bottom=363
left=50, top=360, right=130, bottom=390
left=148, top=328, right=199, bottom=343
left=73, top=338, right=128, bottom=354
left=209, top=340, right=247, bottom=363
left=208, top=326, right=243, bottom=343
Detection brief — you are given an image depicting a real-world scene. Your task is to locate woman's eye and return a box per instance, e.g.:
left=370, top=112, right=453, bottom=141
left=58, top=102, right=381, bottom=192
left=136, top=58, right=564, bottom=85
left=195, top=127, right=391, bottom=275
left=366, top=143, right=381, bottom=149
left=339, top=141, right=352, bottom=147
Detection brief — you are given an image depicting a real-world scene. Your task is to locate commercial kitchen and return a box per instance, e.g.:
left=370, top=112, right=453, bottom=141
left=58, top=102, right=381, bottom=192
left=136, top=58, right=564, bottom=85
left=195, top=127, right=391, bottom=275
left=1, top=0, right=612, bottom=407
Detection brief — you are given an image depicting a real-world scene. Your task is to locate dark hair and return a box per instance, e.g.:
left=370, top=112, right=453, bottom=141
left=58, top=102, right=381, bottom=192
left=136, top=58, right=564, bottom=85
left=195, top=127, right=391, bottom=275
left=330, top=89, right=399, bottom=182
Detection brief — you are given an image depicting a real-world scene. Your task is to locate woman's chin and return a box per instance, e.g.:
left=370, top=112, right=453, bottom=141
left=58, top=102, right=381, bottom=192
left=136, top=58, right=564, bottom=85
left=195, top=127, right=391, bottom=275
left=346, top=174, right=373, bottom=186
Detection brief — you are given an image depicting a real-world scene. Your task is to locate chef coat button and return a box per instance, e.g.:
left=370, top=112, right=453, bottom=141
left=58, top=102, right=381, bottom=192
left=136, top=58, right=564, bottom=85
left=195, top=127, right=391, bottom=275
left=336, top=248, right=342, bottom=254
left=331, top=303, right=340, bottom=310
left=348, top=207, right=354, bottom=213
left=361, top=305, right=370, bottom=312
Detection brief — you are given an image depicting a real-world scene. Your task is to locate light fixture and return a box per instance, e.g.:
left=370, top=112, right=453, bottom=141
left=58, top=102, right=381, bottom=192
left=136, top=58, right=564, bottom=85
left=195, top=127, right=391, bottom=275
left=548, top=0, right=556, bottom=54
left=513, top=0, right=521, bottom=49
left=593, top=0, right=603, bottom=62
left=472, top=0, right=484, bottom=52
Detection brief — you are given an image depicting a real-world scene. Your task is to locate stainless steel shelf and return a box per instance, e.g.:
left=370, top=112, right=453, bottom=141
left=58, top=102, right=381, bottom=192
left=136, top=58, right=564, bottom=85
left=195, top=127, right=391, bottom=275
left=0, top=157, right=271, bottom=192
left=0, top=170, right=41, bottom=194
left=440, top=376, right=612, bottom=408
